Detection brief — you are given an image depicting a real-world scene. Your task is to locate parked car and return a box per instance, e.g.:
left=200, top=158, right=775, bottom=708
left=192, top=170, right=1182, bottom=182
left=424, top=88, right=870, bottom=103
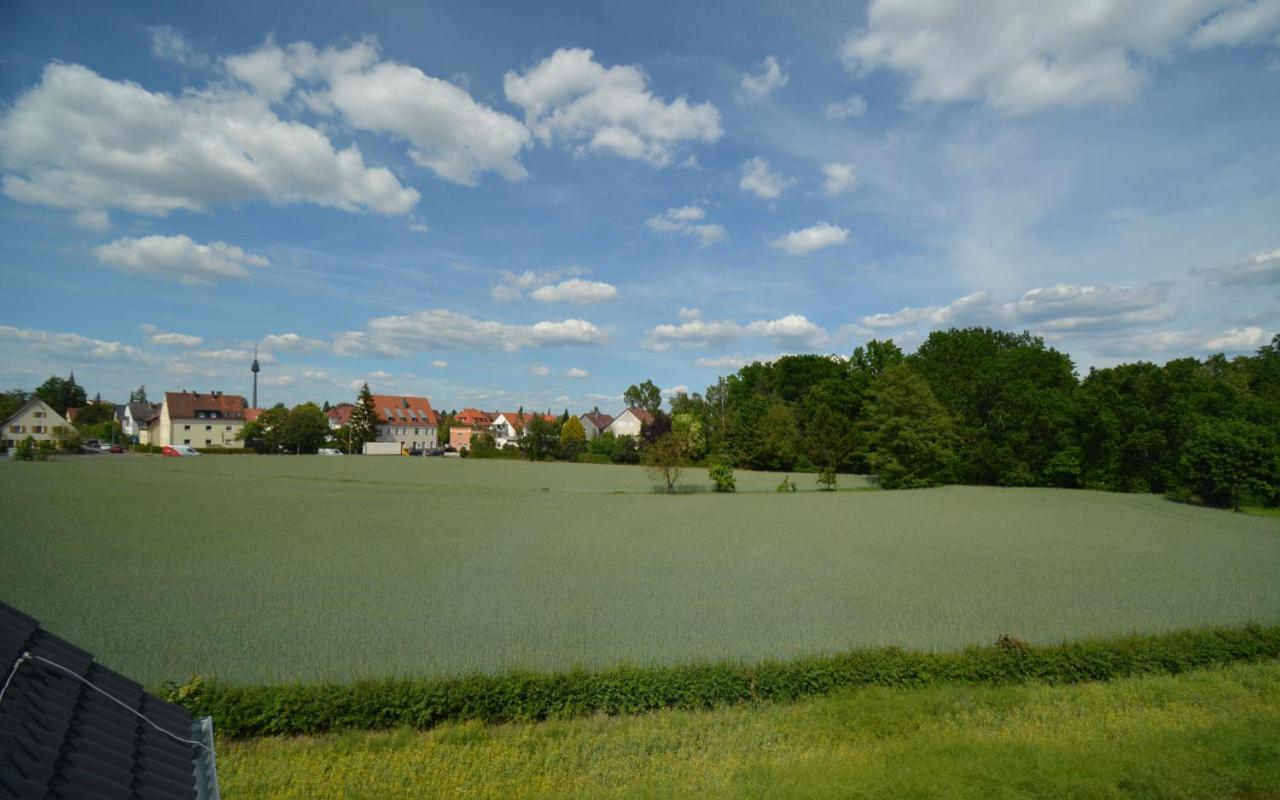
left=442, top=444, right=457, bottom=453
left=108, top=444, right=124, bottom=454
left=318, top=448, right=343, bottom=456
left=427, top=447, right=444, bottom=456
left=161, top=445, right=202, bottom=457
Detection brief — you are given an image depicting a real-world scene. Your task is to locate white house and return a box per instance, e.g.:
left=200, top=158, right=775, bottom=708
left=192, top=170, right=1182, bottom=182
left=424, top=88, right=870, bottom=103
left=2, top=397, right=71, bottom=450
left=151, top=391, right=249, bottom=448
left=372, top=394, right=438, bottom=452
left=579, top=410, right=614, bottom=441
left=122, top=402, right=160, bottom=442
left=605, top=408, right=654, bottom=439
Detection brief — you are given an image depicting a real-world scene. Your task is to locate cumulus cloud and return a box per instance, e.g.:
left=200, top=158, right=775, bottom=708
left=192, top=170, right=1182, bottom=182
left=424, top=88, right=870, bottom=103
left=840, top=1, right=1277, bottom=115
left=1095, top=325, right=1273, bottom=357
left=693, top=353, right=788, bottom=369
left=825, top=94, right=868, bottom=119
left=739, top=156, right=793, bottom=200
left=139, top=323, right=203, bottom=348
left=740, top=55, right=788, bottom=100
left=645, top=313, right=827, bottom=351
left=503, top=48, right=722, bottom=167
left=527, top=363, right=551, bottom=376
left=0, top=62, right=419, bottom=222
left=226, top=37, right=531, bottom=185
left=1193, top=248, right=1280, bottom=286
left=529, top=278, right=620, bottom=305
left=822, top=163, right=858, bottom=197
left=261, top=332, right=326, bottom=352
left=567, top=367, right=589, bottom=379
left=92, top=235, right=269, bottom=285
left=148, top=25, right=208, bottom=67
left=678, top=307, right=702, bottom=321
left=302, top=369, right=332, bottom=382
left=646, top=204, right=727, bottom=247
left=0, top=325, right=152, bottom=364
left=769, top=223, right=850, bottom=255
left=333, top=309, right=608, bottom=356
left=860, top=282, right=1177, bottom=333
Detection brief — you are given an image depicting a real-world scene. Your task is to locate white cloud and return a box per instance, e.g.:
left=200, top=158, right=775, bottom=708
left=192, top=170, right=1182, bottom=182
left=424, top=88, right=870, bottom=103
left=302, top=369, right=332, bottom=382
left=646, top=204, right=727, bottom=247
left=139, top=323, right=203, bottom=348
left=567, top=367, right=589, bottom=379
left=74, top=209, right=111, bottom=232
left=261, top=332, right=326, bottom=352
left=490, top=266, right=597, bottom=302
left=529, top=278, right=620, bottom=305
left=0, top=62, right=419, bottom=222
left=645, top=314, right=827, bottom=351
left=769, top=223, right=850, bottom=255
left=1095, top=325, right=1273, bottom=357
left=740, top=55, right=788, bottom=100
left=662, top=384, right=690, bottom=398
left=1189, top=1, right=1280, bottom=48
left=148, top=25, right=208, bottom=67
left=0, top=325, right=152, bottom=364
left=503, top=48, right=722, bottom=167
left=431, top=360, right=448, bottom=369
left=528, top=363, right=551, bottom=376
left=1194, top=248, right=1280, bottom=286
left=822, top=163, right=858, bottom=197
left=261, top=374, right=296, bottom=388
left=739, top=156, right=794, bottom=200
left=333, top=309, right=608, bottom=356
left=860, top=282, right=1177, bottom=334
left=92, top=235, right=269, bottom=285
left=825, top=94, right=868, bottom=119
left=693, top=354, right=787, bottom=370
left=840, top=1, right=1270, bottom=115
left=678, top=307, right=702, bottom=321
left=227, top=37, right=531, bottom=185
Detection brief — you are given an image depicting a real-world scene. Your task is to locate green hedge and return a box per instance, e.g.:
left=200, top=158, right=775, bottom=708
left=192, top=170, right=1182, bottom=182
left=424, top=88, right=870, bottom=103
left=171, top=624, right=1280, bottom=738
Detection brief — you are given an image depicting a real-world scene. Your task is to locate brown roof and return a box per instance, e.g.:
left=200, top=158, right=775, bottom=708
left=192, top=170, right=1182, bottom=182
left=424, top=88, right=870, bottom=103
left=456, top=408, right=493, bottom=426
left=244, top=408, right=263, bottom=423
left=625, top=407, right=655, bottom=425
left=371, top=394, right=438, bottom=426
left=163, top=391, right=248, bottom=420
left=494, top=411, right=556, bottom=432
left=582, top=411, right=614, bottom=429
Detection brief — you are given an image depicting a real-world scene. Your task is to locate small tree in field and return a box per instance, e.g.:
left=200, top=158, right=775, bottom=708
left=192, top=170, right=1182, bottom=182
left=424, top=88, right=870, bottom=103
left=709, top=460, right=736, bottom=492
left=644, top=432, right=686, bottom=494
left=817, top=468, right=838, bottom=491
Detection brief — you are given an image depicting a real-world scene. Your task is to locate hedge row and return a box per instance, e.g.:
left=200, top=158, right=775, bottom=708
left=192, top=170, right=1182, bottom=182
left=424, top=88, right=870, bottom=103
left=173, top=625, right=1280, bottom=738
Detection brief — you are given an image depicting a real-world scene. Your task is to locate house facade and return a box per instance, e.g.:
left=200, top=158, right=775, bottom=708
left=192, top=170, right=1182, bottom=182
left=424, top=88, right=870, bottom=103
left=122, top=402, right=160, bottom=443
left=605, top=408, right=654, bottom=439
left=151, top=391, right=249, bottom=448
left=449, top=408, right=493, bottom=451
left=2, top=397, right=71, bottom=450
left=580, top=410, right=614, bottom=441
left=326, top=404, right=354, bottom=430
left=372, top=394, right=438, bottom=452
left=489, top=411, right=556, bottom=448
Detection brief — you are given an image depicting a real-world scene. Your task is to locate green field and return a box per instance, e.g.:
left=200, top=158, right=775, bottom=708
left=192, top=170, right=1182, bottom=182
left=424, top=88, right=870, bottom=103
left=219, top=660, right=1280, bottom=799
left=2, top=456, right=1278, bottom=685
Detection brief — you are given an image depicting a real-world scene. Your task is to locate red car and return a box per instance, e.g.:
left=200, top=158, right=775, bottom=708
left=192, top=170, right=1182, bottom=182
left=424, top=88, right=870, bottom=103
left=161, top=445, right=201, bottom=457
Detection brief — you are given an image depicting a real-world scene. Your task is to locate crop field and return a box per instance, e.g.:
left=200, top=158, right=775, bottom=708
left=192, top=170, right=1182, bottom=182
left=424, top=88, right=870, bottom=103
left=2, top=456, right=1279, bottom=685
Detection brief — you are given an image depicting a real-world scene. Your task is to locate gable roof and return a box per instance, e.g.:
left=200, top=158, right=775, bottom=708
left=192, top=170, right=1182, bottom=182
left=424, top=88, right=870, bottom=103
left=127, top=402, right=160, bottom=424
left=370, top=394, right=438, bottom=426
left=623, top=407, right=655, bottom=425
left=456, top=408, right=493, bottom=426
left=581, top=411, right=614, bottom=429
left=0, top=397, right=70, bottom=430
left=492, top=411, right=556, bottom=432
left=0, top=601, right=219, bottom=799
left=326, top=405, right=355, bottom=426
left=164, top=392, right=248, bottom=420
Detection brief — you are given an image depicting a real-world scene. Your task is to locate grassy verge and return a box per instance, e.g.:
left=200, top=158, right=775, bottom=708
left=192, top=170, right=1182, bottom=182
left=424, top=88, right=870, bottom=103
left=217, top=659, right=1280, bottom=799
left=178, top=625, right=1280, bottom=737
left=1244, top=506, right=1280, bottom=521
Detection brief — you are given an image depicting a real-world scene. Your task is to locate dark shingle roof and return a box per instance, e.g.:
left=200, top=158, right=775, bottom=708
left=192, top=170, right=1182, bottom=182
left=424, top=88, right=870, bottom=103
left=0, top=601, right=218, bottom=799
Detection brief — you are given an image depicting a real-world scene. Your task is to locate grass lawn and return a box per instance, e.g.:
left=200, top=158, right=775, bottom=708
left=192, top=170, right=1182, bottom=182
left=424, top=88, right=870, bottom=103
left=217, top=660, right=1280, bottom=799
left=2, top=455, right=1278, bottom=684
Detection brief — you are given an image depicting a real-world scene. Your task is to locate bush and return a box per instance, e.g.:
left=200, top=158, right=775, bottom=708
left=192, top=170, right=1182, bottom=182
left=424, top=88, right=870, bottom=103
left=14, top=436, right=37, bottom=461
left=709, top=462, right=736, bottom=493
left=817, top=468, right=837, bottom=491
left=172, top=625, right=1280, bottom=738
left=776, top=475, right=797, bottom=493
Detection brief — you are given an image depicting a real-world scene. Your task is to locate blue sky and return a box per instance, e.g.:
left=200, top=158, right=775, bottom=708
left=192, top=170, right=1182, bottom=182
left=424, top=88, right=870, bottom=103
left=2, top=0, right=1278, bottom=413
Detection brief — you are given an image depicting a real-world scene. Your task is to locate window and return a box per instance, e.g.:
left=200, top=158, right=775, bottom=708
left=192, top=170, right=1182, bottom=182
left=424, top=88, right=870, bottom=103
left=205, top=425, right=212, bottom=431
left=196, top=411, right=204, bottom=419
left=32, top=426, right=46, bottom=434
left=33, top=411, right=45, bottom=418
left=205, top=440, right=212, bottom=445
left=415, top=428, right=420, bottom=435
left=183, top=439, right=190, bottom=444
left=7, top=425, right=20, bottom=433
left=226, top=425, right=232, bottom=431
left=184, top=424, right=191, bottom=430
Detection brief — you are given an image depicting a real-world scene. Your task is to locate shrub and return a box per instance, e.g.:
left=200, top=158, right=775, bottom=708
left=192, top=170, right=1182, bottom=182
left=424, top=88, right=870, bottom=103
left=776, top=475, right=797, bottom=493
left=172, top=625, right=1280, bottom=738
left=817, top=468, right=837, bottom=492
left=14, top=436, right=37, bottom=461
left=709, top=462, right=736, bottom=493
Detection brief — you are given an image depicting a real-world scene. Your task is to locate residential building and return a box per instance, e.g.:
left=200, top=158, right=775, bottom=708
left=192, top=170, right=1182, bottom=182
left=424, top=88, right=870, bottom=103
left=580, top=409, right=614, bottom=441
left=606, top=408, right=654, bottom=438
left=372, top=394, right=439, bottom=452
left=449, top=408, right=493, bottom=450
left=1, top=397, right=71, bottom=450
left=151, top=391, right=249, bottom=448
left=326, top=404, right=355, bottom=429
left=122, top=402, right=160, bottom=442
left=489, top=411, right=556, bottom=448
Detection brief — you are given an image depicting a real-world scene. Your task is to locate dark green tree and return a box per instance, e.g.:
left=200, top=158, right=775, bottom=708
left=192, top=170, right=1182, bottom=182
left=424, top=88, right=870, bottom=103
left=1180, top=418, right=1278, bottom=510
left=281, top=403, right=331, bottom=454
left=36, top=375, right=87, bottom=417
left=129, top=386, right=149, bottom=404
left=623, top=379, right=663, bottom=415
left=348, top=383, right=380, bottom=453
left=0, top=390, right=27, bottom=423
left=863, top=365, right=959, bottom=489
left=644, top=432, right=686, bottom=494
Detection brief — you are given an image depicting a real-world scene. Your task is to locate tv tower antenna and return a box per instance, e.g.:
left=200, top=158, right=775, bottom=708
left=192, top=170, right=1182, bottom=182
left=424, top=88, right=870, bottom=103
left=251, top=345, right=261, bottom=409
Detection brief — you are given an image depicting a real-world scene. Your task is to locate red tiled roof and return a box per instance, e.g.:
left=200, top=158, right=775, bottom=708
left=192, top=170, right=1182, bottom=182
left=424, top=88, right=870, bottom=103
left=371, top=394, right=438, bottom=426
left=582, top=411, right=614, bottom=429
left=326, top=405, right=355, bottom=426
left=625, top=407, right=655, bottom=425
left=164, top=391, right=248, bottom=420
left=244, top=408, right=263, bottom=423
left=456, top=408, right=493, bottom=426
left=493, top=411, right=556, bottom=432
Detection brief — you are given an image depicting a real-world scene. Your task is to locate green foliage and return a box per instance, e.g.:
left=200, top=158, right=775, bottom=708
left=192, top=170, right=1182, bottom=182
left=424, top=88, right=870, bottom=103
left=1180, top=418, right=1279, bottom=510
left=709, top=461, right=736, bottom=492
left=278, top=402, right=331, bottom=454
left=176, top=625, right=1280, bottom=737
left=775, top=475, right=797, bottom=493
left=0, top=389, right=27, bottom=424
left=623, top=379, right=663, bottom=415
left=559, top=415, right=586, bottom=461
left=610, top=435, right=640, bottom=464
left=72, top=400, right=115, bottom=427
left=348, top=383, right=379, bottom=452
left=863, top=365, right=958, bottom=489
left=817, top=468, right=837, bottom=491
left=35, top=375, right=87, bottom=417
left=14, top=436, right=37, bottom=461
left=468, top=432, right=499, bottom=458
left=51, top=424, right=81, bottom=452
left=671, top=413, right=706, bottom=460
left=643, top=432, right=686, bottom=493
left=520, top=415, right=557, bottom=461
left=129, top=385, right=148, bottom=404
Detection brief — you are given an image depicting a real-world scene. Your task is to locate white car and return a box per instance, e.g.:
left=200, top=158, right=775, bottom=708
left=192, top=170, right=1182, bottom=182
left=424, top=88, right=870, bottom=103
left=162, top=444, right=202, bottom=457
left=318, top=448, right=343, bottom=456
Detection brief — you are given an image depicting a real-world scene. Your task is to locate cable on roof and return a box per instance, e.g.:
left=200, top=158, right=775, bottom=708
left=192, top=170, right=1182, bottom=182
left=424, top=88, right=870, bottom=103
left=0, top=651, right=214, bottom=755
